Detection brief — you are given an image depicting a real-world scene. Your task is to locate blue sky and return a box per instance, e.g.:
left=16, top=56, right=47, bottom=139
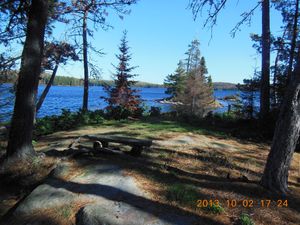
left=55, top=0, right=284, bottom=84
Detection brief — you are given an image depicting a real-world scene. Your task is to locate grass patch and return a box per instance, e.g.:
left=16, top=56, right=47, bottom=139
left=157, top=152, right=169, bottom=159
left=32, top=109, right=228, bottom=139
left=57, top=205, right=73, bottom=219
left=100, top=119, right=226, bottom=139
left=239, top=213, right=255, bottom=225
left=32, top=140, right=37, bottom=146
left=166, top=183, right=198, bottom=206
left=203, top=203, right=225, bottom=214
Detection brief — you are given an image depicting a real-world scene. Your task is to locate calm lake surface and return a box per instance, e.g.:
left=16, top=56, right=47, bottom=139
left=0, top=84, right=240, bottom=122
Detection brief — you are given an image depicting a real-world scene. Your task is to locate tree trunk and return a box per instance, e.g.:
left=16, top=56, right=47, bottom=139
left=272, top=51, right=279, bottom=106
left=186, top=54, right=191, bottom=73
left=36, top=63, right=59, bottom=112
left=82, top=13, right=89, bottom=111
left=286, top=0, right=299, bottom=84
left=272, top=27, right=288, bottom=107
left=191, top=95, right=195, bottom=115
left=260, top=0, right=270, bottom=119
left=261, top=49, right=300, bottom=194
left=6, top=0, right=48, bottom=158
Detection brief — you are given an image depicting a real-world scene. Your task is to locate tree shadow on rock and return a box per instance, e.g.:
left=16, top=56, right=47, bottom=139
left=47, top=178, right=225, bottom=225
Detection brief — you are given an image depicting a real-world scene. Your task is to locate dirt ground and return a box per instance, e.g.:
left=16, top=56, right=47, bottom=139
left=1, top=120, right=300, bottom=224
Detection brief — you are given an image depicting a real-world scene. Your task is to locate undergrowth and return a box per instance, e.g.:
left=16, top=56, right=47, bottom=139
left=165, top=183, right=198, bottom=206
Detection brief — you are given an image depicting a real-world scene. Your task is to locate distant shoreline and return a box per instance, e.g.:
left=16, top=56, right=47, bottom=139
left=1, top=72, right=238, bottom=90
left=2, top=82, right=238, bottom=90
left=2, top=83, right=238, bottom=90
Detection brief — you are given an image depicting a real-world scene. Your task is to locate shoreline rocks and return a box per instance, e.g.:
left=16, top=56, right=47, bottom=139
left=155, top=98, right=223, bottom=109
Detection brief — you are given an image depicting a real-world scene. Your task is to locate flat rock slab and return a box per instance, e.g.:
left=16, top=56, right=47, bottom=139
left=154, top=135, right=197, bottom=146
left=77, top=202, right=188, bottom=225
left=1, top=160, right=199, bottom=225
left=154, top=134, right=240, bottom=153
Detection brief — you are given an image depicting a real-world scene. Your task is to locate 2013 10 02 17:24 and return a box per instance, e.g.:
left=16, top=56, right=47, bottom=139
left=196, top=199, right=288, bottom=208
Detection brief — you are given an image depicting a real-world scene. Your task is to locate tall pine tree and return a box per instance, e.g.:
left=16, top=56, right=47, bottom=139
left=103, top=31, right=141, bottom=119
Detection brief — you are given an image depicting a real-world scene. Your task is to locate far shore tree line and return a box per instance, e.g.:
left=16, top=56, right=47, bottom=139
left=0, top=0, right=300, bottom=195
left=0, top=71, right=164, bottom=88
left=1, top=70, right=235, bottom=90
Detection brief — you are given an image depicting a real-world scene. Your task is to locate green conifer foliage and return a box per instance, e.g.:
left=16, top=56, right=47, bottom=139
left=103, top=31, right=142, bottom=119
left=164, top=60, right=186, bottom=98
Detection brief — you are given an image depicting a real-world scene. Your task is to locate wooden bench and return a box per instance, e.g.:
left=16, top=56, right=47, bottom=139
left=83, top=135, right=152, bottom=156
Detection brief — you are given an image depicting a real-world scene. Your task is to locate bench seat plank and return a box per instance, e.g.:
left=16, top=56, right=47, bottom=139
left=83, top=135, right=152, bottom=147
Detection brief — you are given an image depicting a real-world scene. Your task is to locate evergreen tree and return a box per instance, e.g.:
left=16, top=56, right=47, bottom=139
left=185, top=39, right=201, bottom=72
left=165, top=38, right=214, bottom=117
left=238, top=78, right=260, bottom=119
left=199, top=56, right=214, bottom=96
left=164, top=60, right=186, bottom=98
left=103, top=31, right=141, bottom=119
left=199, top=56, right=208, bottom=76
left=207, top=75, right=213, bottom=88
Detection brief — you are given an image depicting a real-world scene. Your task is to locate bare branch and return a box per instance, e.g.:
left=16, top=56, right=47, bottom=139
left=188, top=0, right=228, bottom=26
left=188, top=0, right=262, bottom=38
left=230, top=1, right=262, bottom=37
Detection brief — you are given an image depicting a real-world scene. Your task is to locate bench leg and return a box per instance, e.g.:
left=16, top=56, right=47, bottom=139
left=102, top=141, right=109, bottom=148
left=93, top=141, right=102, bottom=150
left=130, top=146, right=142, bottom=156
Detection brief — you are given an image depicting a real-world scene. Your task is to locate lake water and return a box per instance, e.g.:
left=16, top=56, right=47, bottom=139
left=0, top=84, right=240, bottom=122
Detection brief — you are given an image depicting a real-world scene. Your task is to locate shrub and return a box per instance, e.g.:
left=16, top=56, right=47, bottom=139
left=90, top=110, right=105, bottom=124
left=76, top=109, right=105, bottom=125
left=35, top=109, right=104, bottom=136
left=106, top=105, right=145, bottom=120
left=55, top=109, right=77, bottom=130
left=35, top=116, right=55, bottom=135
left=239, top=213, right=255, bottom=225
left=149, top=106, right=161, bottom=117
left=76, top=110, right=90, bottom=125
left=132, top=106, right=145, bottom=118
left=106, top=106, right=131, bottom=120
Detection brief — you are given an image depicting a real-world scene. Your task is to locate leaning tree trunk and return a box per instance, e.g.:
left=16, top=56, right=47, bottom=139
left=36, top=63, right=59, bottom=112
left=260, top=0, right=270, bottom=119
left=261, top=49, right=300, bottom=194
left=6, top=0, right=48, bottom=158
left=82, top=12, right=89, bottom=111
left=286, top=0, right=299, bottom=84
